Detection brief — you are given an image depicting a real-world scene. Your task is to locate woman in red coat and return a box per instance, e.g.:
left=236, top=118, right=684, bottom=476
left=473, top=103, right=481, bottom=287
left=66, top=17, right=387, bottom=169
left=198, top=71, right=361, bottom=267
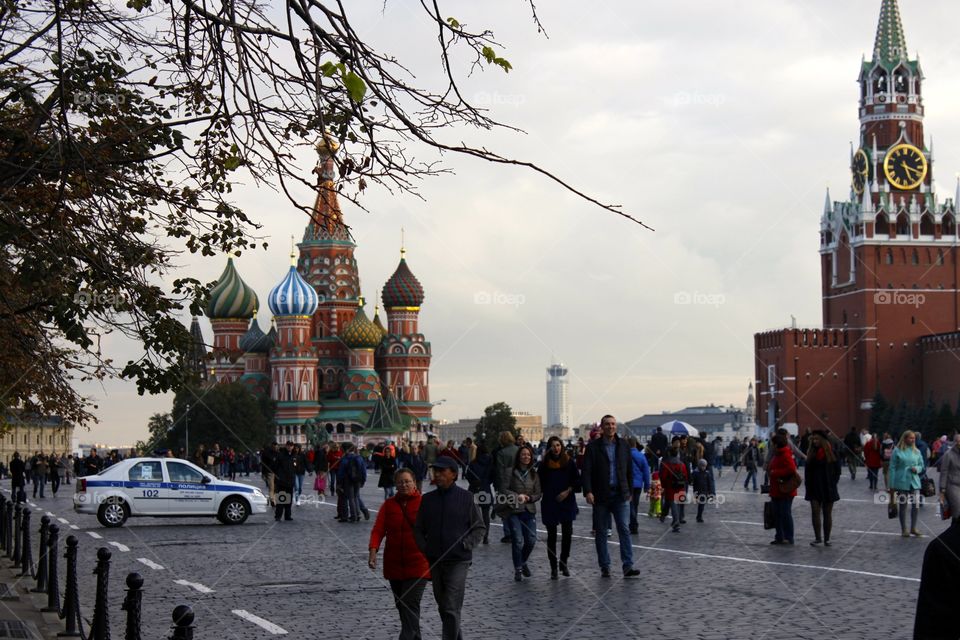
left=368, top=468, right=431, bottom=640
left=863, top=434, right=883, bottom=492
left=768, top=433, right=798, bottom=545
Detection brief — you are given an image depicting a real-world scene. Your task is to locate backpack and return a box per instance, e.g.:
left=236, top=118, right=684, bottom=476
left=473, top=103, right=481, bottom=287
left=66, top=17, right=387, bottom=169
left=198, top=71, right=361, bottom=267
left=346, top=455, right=362, bottom=483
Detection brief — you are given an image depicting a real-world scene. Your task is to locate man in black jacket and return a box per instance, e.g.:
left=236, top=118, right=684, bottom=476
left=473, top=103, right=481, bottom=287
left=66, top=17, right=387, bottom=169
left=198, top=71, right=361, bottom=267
left=914, top=518, right=960, bottom=639
left=649, top=426, right=668, bottom=464
left=582, top=415, right=639, bottom=578
left=414, top=456, right=485, bottom=640
left=273, top=442, right=296, bottom=521
left=261, top=442, right=278, bottom=506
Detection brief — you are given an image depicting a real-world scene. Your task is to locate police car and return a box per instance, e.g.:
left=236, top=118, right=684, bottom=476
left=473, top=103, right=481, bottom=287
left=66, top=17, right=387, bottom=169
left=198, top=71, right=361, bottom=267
left=73, top=458, right=268, bottom=527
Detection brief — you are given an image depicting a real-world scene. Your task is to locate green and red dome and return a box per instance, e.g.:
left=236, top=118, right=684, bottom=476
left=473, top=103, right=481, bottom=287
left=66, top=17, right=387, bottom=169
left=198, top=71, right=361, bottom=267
left=381, top=255, right=424, bottom=309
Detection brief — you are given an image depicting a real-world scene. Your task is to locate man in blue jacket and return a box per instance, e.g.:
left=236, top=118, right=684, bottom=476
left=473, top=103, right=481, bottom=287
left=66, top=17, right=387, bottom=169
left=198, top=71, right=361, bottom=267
left=414, top=456, right=485, bottom=640
left=582, top=415, right=640, bottom=578
left=627, top=437, right=651, bottom=534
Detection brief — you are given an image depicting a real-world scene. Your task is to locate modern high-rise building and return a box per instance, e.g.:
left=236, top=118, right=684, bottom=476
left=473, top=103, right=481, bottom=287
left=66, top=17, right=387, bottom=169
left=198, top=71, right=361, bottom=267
left=546, top=362, right=570, bottom=432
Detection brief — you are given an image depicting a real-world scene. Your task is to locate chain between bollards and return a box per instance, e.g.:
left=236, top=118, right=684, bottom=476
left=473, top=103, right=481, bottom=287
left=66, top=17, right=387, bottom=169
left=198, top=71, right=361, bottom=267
left=121, top=572, right=143, bottom=640
left=169, top=605, right=194, bottom=640
left=32, top=515, right=49, bottom=592
left=43, top=524, right=60, bottom=614
left=91, top=547, right=112, bottom=640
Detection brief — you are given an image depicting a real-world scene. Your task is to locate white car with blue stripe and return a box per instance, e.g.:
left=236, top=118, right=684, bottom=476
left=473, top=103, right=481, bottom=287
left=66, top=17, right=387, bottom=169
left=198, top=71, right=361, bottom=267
left=73, top=457, right=268, bottom=527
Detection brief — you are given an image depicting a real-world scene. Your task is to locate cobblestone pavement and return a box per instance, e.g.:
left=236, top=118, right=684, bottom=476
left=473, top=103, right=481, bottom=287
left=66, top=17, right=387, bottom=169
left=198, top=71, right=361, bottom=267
left=1, top=471, right=945, bottom=640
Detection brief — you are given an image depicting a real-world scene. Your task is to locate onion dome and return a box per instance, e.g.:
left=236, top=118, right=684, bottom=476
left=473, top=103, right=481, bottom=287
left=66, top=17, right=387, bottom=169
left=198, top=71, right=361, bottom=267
left=372, top=304, right=387, bottom=339
left=239, top=317, right=274, bottom=354
left=382, top=251, right=424, bottom=309
left=268, top=266, right=319, bottom=317
left=205, top=258, right=259, bottom=319
left=342, top=300, right=383, bottom=349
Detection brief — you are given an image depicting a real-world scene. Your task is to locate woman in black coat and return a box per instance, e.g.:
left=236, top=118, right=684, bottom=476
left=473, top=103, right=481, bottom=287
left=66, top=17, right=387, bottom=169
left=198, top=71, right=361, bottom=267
left=804, top=430, right=841, bottom=546
left=537, top=436, right=580, bottom=579
left=465, top=444, right=494, bottom=545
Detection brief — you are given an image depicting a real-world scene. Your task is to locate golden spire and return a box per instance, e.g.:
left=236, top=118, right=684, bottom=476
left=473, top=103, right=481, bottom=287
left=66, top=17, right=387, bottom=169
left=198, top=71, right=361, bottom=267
left=400, top=227, right=406, bottom=259
left=289, top=235, right=296, bottom=265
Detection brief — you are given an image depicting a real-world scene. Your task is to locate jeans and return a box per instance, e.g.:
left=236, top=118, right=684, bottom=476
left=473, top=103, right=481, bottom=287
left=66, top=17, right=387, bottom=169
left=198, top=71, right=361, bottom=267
left=593, top=493, right=634, bottom=571
left=328, top=470, right=337, bottom=495
left=344, top=482, right=360, bottom=520
left=508, top=512, right=536, bottom=569
left=897, top=490, right=920, bottom=532
left=744, top=469, right=757, bottom=490
left=546, top=521, right=572, bottom=571
left=431, top=561, right=470, bottom=640
left=501, top=511, right=516, bottom=541
left=293, top=474, right=304, bottom=503
left=772, top=496, right=794, bottom=542
left=713, top=456, right=723, bottom=476
left=390, top=578, right=427, bottom=640
left=629, top=488, right=643, bottom=530
left=50, top=474, right=60, bottom=495
left=384, top=486, right=396, bottom=499
left=32, top=473, right=43, bottom=498
left=867, top=467, right=879, bottom=490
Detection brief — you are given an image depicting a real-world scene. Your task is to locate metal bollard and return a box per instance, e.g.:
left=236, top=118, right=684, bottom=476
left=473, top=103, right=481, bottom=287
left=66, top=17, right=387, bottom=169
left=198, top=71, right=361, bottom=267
left=121, top=572, right=143, bottom=640
left=0, top=493, right=7, bottom=550
left=91, top=547, right=111, bottom=640
left=60, top=535, right=81, bottom=637
left=12, top=503, right=21, bottom=567
left=32, top=516, right=49, bottom=592
left=43, top=524, right=59, bottom=614
left=4, top=501, right=12, bottom=558
left=169, top=605, right=194, bottom=640
left=17, top=508, right=31, bottom=576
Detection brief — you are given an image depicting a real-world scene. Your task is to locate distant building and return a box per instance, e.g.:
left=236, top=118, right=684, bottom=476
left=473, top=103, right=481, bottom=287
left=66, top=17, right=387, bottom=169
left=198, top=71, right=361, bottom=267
left=624, top=383, right=757, bottom=442
left=514, top=412, right=544, bottom=444
left=1, top=414, right=75, bottom=465
left=546, top=363, right=570, bottom=435
left=435, top=412, right=544, bottom=445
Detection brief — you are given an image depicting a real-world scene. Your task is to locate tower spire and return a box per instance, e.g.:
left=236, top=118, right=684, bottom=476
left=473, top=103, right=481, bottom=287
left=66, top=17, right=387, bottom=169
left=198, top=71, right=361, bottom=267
left=400, top=227, right=406, bottom=259
left=874, top=0, right=908, bottom=65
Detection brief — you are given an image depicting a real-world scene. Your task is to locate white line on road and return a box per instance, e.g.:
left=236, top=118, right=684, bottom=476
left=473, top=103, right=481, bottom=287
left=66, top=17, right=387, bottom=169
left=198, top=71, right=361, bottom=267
left=87, top=531, right=102, bottom=539
left=45, top=512, right=55, bottom=517
left=174, top=579, right=214, bottom=594
left=57, top=518, right=69, bottom=524
left=108, top=541, right=130, bottom=552
left=720, top=520, right=764, bottom=526
left=69, top=525, right=79, bottom=530
left=232, top=610, right=287, bottom=635
left=845, top=529, right=904, bottom=537
left=136, top=558, right=164, bottom=570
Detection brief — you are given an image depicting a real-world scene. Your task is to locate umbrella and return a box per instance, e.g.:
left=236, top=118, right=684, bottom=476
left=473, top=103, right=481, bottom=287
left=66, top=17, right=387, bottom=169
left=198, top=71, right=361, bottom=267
left=661, top=420, right=699, bottom=438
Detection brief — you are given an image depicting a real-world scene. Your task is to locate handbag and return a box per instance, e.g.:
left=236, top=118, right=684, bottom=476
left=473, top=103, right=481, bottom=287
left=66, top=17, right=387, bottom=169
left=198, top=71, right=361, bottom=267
left=763, top=500, right=775, bottom=530
left=920, top=476, right=936, bottom=498
left=778, top=471, right=803, bottom=494
left=887, top=493, right=898, bottom=519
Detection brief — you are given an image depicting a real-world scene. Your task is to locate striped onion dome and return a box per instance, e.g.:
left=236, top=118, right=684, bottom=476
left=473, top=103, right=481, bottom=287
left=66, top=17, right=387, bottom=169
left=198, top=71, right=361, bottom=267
left=342, top=303, right=382, bottom=349
left=382, top=254, right=424, bottom=308
left=268, top=266, right=319, bottom=317
left=239, top=317, right=274, bottom=354
left=372, top=305, right=387, bottom=339
left=205, top=258, right=259, bottom=319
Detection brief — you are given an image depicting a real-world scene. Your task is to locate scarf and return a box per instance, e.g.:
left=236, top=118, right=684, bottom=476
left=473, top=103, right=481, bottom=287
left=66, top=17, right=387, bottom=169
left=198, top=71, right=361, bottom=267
left=544, top=450, right=569, bottom=469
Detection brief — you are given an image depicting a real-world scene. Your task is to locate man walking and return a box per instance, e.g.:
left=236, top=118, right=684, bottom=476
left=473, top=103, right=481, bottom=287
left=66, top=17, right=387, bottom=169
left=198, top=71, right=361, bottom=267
left=273, top=441, right=295, bottom=521
left=414, top=456, right=485, bottom=640
left=582, top=415, right=640, bottom=578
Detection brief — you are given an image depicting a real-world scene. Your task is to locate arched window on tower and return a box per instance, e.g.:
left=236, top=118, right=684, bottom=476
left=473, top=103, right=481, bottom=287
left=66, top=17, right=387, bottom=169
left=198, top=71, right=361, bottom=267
left=885, top=250, right=894, bottom=265
left=943, top=214, right=956, bottom=237
left=896, top=213, right=910, bottom=237
left=874, top=69, right=888, bottom=93
left=920, top=213, right=935, bottom=237
left=938, top=250, right=945, bottom=266
left=875, top=213, right=890, bottom=236
left=893, top=66, right=908, bottom=93
left=911, top=250, right=919, bottom=266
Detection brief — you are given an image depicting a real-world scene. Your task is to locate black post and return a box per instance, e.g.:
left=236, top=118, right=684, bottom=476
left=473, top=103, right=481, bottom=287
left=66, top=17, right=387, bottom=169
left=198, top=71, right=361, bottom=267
left=91, top=547, right=111, bottom=640
left=43, top=524, right=59, bottom=614
left=12, top=503, right=21, bottom=567
left=121, top=573, right=143, bottom=640
left=169, top=605, right=194, bottom=640
left=4, top=501, right=12, bottom=558
left=60, top=535, right=81, bottom=637
left=0, top=493, right=7, bottom=550
left=32, top=515, right=49, bottom=592
left=17, top=508, right=31, bottom=576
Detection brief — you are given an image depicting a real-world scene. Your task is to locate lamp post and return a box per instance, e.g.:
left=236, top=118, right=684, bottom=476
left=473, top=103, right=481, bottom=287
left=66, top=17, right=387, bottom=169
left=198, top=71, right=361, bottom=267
left=185, top=403, right=190, bottom=458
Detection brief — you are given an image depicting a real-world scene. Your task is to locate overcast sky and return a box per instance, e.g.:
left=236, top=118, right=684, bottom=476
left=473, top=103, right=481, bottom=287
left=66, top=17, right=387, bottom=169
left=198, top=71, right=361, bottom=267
left=79, top=0, right=960, bottom=446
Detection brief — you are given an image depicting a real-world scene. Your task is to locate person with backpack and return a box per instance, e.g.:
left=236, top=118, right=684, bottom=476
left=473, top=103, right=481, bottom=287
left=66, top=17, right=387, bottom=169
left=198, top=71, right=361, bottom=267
left=660, top=440, right=689, bottom=533
left=691, top=459, right=716, bottom=523
left=880, top=432, right=896, bottom=490
left=465, top=443, right=494, bottom=545
left=338, top=443, right=368, bottom=522
left=741, top=438, right=761, bottom=491
left=9, top=452, right=25, bottom=503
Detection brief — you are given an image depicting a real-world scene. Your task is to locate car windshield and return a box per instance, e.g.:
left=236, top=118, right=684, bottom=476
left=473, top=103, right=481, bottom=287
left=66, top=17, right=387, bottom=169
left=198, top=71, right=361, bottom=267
left=166, top=461, right=204, bottom=484
left=128, top=461, right=162, bottom=482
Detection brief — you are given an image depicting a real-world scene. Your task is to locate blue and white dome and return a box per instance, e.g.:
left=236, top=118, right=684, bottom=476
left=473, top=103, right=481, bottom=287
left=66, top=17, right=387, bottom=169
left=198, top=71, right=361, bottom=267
left=268, top=266, right=319, bottom=317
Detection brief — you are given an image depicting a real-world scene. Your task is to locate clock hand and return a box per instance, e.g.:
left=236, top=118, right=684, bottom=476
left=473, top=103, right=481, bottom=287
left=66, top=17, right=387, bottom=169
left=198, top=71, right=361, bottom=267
left=900, top=162, right=921, bottom=178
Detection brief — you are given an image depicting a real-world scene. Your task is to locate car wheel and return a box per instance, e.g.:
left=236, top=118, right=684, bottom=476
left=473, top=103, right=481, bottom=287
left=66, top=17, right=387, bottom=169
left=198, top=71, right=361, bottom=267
left=219, top=497, right=249, bottom=525
left=97, top=498, right=128, bottom=528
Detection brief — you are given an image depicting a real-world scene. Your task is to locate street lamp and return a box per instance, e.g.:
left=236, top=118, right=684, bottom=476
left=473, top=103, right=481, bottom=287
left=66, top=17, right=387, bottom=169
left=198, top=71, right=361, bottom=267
left=185, top=403, right=190, bottom=457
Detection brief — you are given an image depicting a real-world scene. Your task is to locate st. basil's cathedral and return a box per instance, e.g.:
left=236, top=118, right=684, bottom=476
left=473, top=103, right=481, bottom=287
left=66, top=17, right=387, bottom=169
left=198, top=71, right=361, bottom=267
left=187, top=136, right=432, bottom=444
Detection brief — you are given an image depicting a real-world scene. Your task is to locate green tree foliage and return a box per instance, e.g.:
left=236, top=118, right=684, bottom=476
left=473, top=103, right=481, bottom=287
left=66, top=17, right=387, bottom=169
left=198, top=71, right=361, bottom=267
left=869, top=392, right=890, bottom=436
left=169, top=383, right=275, bottom=455
left=474, top=401, right=518, bottom=452
left=935, top=403, right=955, bottom=440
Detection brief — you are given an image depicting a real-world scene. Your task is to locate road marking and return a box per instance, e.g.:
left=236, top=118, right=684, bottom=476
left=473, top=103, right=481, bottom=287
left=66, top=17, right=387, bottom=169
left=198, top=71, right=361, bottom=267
left=87, top=532, right=103, bottom=539
left=57, top=518, right=69, bottom=524
left=845, top=529, right=904, bottom=537
left=108, top=541, right=130, bottom=552
left=69, top=525, right=79, bottom=530
left=232, top=610, right=287, bottom=635
left=720, top=520, right=764, bottom=526
left=174, top=579, right=214, bottom=594
left=45, top=512, right=55, bottom=517
left=136, top=558, right=164, bottom=570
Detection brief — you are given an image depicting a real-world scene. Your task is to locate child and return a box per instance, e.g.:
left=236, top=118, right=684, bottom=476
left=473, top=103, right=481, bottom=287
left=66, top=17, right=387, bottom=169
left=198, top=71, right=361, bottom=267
left=691, top=459, right=716, bottom=523
left=648, top=471, right=662, bottom=518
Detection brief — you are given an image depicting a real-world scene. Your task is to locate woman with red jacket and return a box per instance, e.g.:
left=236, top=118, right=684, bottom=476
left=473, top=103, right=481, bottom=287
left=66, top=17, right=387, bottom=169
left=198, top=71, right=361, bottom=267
left=863, top=434, right=883, bottom=492
left=659, top=440, right=689, bottom=533
left=769, top=433, right=799, bottom=545
left=368, top=468, right=431, bottom=640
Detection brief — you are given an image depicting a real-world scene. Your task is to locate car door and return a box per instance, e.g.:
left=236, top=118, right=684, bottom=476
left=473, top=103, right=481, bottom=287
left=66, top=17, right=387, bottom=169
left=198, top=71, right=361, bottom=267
left=126, top=460, right=168, bottom=514
left=165, top=460, right=216, bottom=514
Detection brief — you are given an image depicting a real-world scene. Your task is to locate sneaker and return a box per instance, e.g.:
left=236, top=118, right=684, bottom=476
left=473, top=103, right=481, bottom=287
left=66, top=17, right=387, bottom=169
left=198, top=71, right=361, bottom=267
left=629, top=527, right=639, bottom=534
left=823, top=540, right=832, bottom=547
left=672, top=526, right=680, bottom=533
left=514, top=569, right=522, bottom=582
left=623, top=568, right=640, bottom=578
left=600, top=568, right=611, bottom=578
left=550, top=568, right=558, bottom=580
left=902, top=531, right=911, bottom=538
left=770, top=540, right=783, bottom=545
left=810, top=540, right=822, bottom=546
left=363, top=509, right=371, bottom=521
left=696, top=518, right=704, bottom=523
left=606, top=530, right=612, bottom=538
left=501, top=536, right=512, bottom=544
left=521, top=564, right=531, bottom=577
left=911, top=530, right=924, bottom=537
left=679, top=519, right=687, bottom=524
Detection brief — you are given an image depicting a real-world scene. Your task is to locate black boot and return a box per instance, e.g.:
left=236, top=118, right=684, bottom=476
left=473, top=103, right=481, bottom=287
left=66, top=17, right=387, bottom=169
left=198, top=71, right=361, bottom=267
left=559, top=559, right=570, bottom=577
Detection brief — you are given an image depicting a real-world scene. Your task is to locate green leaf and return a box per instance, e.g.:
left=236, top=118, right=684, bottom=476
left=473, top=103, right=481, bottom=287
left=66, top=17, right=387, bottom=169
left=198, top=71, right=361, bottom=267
left=481, top=46, right=496, bottom=64
left=447, top=16, right=460, bottom=28
left=342, top=71, right=366, bottom=103
left=320, top=61, right=338, bottom=78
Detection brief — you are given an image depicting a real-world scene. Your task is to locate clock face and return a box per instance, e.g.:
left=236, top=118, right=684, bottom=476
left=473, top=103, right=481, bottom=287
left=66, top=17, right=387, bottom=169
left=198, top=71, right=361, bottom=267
left=883, top=143, right=928, bottom=190
left=852, top=148, right=870, bottom=194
